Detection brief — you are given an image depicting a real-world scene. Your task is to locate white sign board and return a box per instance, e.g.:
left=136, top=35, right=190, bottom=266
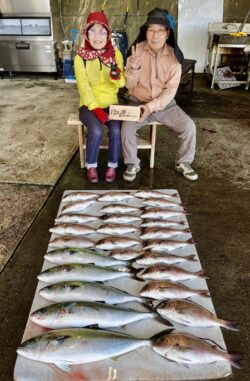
left=178, top=0, right=223, bottom=73
left=109, top=105, right=141, bottom=121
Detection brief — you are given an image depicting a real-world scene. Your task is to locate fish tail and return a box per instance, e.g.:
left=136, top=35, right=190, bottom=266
left=221, top=319, right=240, bottom=331
left=196, top=269, right=209, bottom=279
left=199, top=290, right=210, bottom=298
left=187, top=238, right=195, bottom=244
left=130, top=268, right=145, bottom=282
left=183, top=228, right=191, bottom=233
left=186, top=254, right=197, bottom=262
left=228, top=352, right=242, bottom=369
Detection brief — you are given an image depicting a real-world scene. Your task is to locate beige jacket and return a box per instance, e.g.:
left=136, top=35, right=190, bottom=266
left=125, top=41, right=181, bottom=112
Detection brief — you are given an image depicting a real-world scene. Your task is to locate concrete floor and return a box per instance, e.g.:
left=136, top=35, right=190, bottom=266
left=0, top=74, right=249, bottom=381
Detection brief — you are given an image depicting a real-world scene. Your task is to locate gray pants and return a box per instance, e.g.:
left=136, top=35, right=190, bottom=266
left=121, top=98, right=196, bottom=165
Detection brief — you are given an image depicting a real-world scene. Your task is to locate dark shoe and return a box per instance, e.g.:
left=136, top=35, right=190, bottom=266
left=105, top=167, right=116, bottom=183
left=87, top=168, right=99, bottom=183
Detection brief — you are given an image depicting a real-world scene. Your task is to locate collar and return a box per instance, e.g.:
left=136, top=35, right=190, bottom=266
left=143, top=42, right=170, bottom=57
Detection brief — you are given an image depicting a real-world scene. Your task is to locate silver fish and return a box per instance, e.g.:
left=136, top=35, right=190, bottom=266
left=96, top=236, right=142, bottom=250
left=144, top=238, right=194, bottom=252
left=30, top=301, right=158, bottom=329
left=38, top=264, right=132, bottom=284
left=17, top=328, right=152, bottom=371
left=109, top=249, right=144, bottom=260
left=156, top=299, right=239, bottom=331
left=55, top=213, right=99, bottom=224
left=140, top=227, right=190, bottom=240
left=141, top=219, right=186, bottom=228
left=140, top=280, right=210, bottom=300
left=141, top=208, right=187, bottom=220
left=152, top=332, right=241, bottom=368
left=137, top=264, right=207, bottom=281
left=136, top=252, right=197, bottom=266
left=98, top=192, right=135, bottom=202
left=134, top=190, right=178, bottom=199
left=60, top=200, right=95, bottom=215
left=143, top=198, right=182, bottom=208
left=40, top=281, right=145, bottom=304
left=44, top=248, right=127, bottom=267
left=100, top=204, right=140, bottom=214
left=48, top=236, right=95, bottom=250
left=62, top=192, right=98, bottom=203
left=102, top=214, right=142, bottom=224
left=49, top=223, right=96, bottom=236
left=97, top=223, right=139, bottom=235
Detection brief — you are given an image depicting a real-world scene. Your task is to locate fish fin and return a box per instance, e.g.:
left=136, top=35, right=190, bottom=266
left=150, top=328, right=175, bottom=341
left=55, top=362, right=72, bottom=373
left=131, top=268, right=145, bottom=282
left=155, top=315, right=173, bottom=328
left=199, top=290, right=210, bottom=298
left=229, top=352, right=242, bottom=369
left=186, top=254, right=197, bottom=262
left=222, top=320, right=240, bottom=331
left=196, top=269, right=208, bottom=279
left=85, top=324, right=99, bottom=329
left=199, top=337, right=226, bottom=350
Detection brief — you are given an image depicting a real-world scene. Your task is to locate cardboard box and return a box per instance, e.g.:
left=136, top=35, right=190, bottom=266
left=109, top=105, right=141, bottom=121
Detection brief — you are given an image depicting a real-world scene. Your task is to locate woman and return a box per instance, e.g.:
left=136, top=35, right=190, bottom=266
left=74, top=12, right=125, bottom=183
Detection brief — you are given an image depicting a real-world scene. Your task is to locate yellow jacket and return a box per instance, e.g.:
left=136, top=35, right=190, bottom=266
left=74, top=49, right=125, bottom=109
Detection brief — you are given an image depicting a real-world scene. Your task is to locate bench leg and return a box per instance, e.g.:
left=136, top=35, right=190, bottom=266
left=78, top=124, right=85, bottom=168
left=150, top=124, right=157, bottom=168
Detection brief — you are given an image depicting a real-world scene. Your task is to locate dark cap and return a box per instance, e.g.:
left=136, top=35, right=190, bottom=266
left=145, top=8, right=170, bottom=28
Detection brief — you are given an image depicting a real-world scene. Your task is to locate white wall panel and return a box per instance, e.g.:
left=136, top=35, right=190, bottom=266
left=178, top=0, right=223, bottom=72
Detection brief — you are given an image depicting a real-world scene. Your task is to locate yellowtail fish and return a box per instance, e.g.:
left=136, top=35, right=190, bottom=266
left=40, top=281, right=145, bottom=304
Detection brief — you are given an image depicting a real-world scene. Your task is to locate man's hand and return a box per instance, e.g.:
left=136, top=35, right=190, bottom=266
left=139, top=105, right=151, bottom=122
left=130, top=45, right=141, bottom=70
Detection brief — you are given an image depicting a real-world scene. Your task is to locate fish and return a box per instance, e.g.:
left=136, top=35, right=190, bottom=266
left=102, top=214, right=142, bottom=224
left=140, top=227, right=190, bottom=240
left=44, top=248, right=127, bottom=267
left=156, top=299, right=239, bottom=331
left=109, top=249, right=144, bottom=261
left=17, top=328, right=153, bottom=372
left=142, top=198, right=182, bottom=208
left=144, top=238, right=194, bottom=252
left=38, top=264, right=133, bottom=284
left=100, top=204, right=140, bottom=214
left=140, top=280, right=210, bottom=300
left=134, top=190, right=178, bottom=199
left=60, top=200, right=95, bottom=215
left=62, top=192, right=98, bottom=203
left=39, top=281, right=145, bottom=304
left=98, top=192, right=136, bottom=202
left=96, top=236, right=142, bottom=250
left=48, top=236, right=95, bottom=250
left=141, top=219, right=186, bottom=228
left=141, top=208, right=187, bottom=220
left=97, top=223, right=139, bottom=235
left=55, top=213, right=99, bottom=224
left=30, top=301, right=158, bottom=329
left=49, top=223, right=96, bottom=236
left=152, top=332, right=241, bottom=368
left=137, top=264, right=207, bottom=282
left=136, top=252, right=197, bottom=266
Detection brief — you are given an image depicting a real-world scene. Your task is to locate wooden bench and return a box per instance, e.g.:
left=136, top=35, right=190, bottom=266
left=67, top=113, right=159, bottom=169
left=180, top=58, right=197, bottom=94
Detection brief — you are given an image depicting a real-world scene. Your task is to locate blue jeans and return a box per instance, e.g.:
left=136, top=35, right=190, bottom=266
left=79, top=105, right=121, bottom=168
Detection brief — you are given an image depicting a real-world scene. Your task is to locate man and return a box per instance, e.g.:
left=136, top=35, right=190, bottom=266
left=122, top=8, right=198, bottom=182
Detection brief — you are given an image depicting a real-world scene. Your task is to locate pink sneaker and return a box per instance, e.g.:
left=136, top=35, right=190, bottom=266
left=87, top=168, right=99, bottom=183
left=105, top=167, right=116, bottom=183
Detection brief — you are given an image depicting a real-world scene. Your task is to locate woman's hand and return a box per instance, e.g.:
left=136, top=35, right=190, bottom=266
left=130, top=45, right=141, bottom=70
left=92, top=108, right=109, bottom=124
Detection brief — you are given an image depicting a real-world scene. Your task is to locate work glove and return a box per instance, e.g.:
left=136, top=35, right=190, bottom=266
left=92, top=108, right=109, bottom=124
left=110, top=62, right=121, bottom=80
